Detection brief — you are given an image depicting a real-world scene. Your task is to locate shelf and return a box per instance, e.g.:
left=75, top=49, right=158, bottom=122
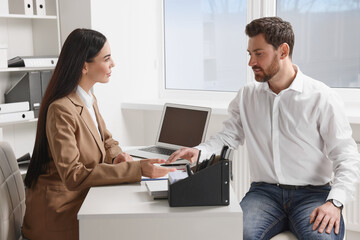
left=0, top=14, right=57, bottom=20
left=0, top=67, right=55, bottom=72
left=0, top=118, right=37, bottom=127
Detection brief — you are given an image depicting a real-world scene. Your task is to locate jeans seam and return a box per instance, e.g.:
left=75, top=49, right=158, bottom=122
left=288, top=216, right=301, bottom=240
left=259, top=214, right=287, bottom=240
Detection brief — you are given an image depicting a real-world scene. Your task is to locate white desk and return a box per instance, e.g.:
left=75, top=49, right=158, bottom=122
left=78, top=182, right=243, bottom=240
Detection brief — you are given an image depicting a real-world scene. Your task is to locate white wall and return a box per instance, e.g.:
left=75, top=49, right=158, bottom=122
left=89, top=0, right=162, bottom=146
left=58, top=0, right=91, bottom=45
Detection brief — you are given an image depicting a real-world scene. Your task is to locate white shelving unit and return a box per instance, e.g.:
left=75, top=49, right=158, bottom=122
left=0, top=14, right=57, bottom=19
left=0, top=118, right=38, bottom=127
left=0, top=0, right=61, bottom=157
left=0, top=66, right=55, bottom=72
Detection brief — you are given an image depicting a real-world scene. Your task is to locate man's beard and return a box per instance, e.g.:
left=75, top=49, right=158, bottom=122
left=253, top=54, right=280, bottom=82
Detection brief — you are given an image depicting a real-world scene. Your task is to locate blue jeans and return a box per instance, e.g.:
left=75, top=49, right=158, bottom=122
left=240, top=182, right=345, bottom=240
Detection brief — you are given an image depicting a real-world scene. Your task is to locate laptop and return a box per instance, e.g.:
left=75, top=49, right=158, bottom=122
left=127, top=103, right=211, bottom=160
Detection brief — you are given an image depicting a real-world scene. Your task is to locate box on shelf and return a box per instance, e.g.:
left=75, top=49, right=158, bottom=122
left=0, top=110, right=34, bottom=124
left=9, top=0, right=34, bottom=15
left=0, top=102, right=30, bottom=114
left=33, top=0, right=56, bottom=16
left=8, top=56, right=58, bottom=68
left=33, top=0, right=45, bottom=15
left=5, top=71, right=52, bottom=118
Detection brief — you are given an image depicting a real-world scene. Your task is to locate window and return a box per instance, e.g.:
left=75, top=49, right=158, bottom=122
left=277, top=0, right=360, bottom=88
left=164, top=0, right=247, bottom=92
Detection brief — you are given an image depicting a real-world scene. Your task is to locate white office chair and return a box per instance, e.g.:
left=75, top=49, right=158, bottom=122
left=271, top=231, right=297, bottom=240
left=0, top=141, right=26, bottom=240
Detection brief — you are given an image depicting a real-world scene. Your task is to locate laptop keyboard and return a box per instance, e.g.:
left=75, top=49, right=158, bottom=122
left=140, top=146, right=176, bottom=156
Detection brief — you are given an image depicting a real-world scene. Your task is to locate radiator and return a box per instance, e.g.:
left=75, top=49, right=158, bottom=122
left=345, top=144, right=360, bottom=232
left=231, top=144, right=360, bottom=233
left=346, top=183, right=360, bottom=231
left=231, top=144, right=250, bottom=202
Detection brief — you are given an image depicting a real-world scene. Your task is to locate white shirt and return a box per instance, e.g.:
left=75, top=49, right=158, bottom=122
left=197, top=66, right=360, bottom=205
left=76, top=86, right=101, bottom=138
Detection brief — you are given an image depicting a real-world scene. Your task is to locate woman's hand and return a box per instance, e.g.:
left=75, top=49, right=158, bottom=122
left=113, top=152, right=133, bottom=164
left=140, top=159, right=176, bottom=178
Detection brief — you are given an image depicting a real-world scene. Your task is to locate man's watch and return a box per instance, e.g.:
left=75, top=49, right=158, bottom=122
left=327, top=199, right=343, bottom=210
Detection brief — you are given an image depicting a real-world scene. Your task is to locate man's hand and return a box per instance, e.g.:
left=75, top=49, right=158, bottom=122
left=113, top=152, right=133, bottom=164
left=310, top=201, right=341, bottom=234
left=140, top=159, right=176, bottom=178
left=166, top=148, right=199, bottom=164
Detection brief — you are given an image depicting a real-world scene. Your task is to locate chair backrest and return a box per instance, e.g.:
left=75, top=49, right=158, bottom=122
left=0, top=141, right=25, bottom=240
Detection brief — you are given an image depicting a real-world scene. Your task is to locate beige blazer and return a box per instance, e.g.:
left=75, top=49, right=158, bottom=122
left=23, top=91, right=142, bottom=240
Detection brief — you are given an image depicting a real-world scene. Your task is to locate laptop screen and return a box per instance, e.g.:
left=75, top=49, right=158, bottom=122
left=158, top=105, right=210, bottom=147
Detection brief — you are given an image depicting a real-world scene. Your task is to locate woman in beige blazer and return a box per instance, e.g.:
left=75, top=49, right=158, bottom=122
left=22, top=29, right=175, bottom=240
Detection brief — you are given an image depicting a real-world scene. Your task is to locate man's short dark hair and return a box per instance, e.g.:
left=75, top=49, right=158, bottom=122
left=245, top=17, right=295, bottom=58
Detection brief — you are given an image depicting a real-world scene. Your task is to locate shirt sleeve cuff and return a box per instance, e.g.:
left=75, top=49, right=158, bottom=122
left=194, top=145, right=212, bottom=161
left=327, top=187, right=346, bottom=206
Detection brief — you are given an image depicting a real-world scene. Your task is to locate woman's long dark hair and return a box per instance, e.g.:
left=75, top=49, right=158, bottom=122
left=25, top=29, right=107, bottom=188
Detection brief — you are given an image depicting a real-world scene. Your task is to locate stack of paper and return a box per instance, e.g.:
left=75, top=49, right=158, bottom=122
left=145, top=181, right=168, bottom=199
left=168, top=171, right=188, bottom=184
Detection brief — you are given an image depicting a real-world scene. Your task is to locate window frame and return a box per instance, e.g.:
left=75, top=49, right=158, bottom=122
left=159, top=0, right=360, bottom=106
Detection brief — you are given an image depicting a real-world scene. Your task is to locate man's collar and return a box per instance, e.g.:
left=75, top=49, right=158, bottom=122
left=260, top=65, right=303, bottom=94
left=288, top=65, right=303, bottom=93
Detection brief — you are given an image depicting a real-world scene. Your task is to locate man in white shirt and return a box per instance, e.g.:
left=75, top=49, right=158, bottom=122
left=166, top=17, right=360, bottom=239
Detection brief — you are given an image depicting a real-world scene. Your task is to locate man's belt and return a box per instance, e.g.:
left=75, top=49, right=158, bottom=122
left=268, top=182, right=330, bottom=190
